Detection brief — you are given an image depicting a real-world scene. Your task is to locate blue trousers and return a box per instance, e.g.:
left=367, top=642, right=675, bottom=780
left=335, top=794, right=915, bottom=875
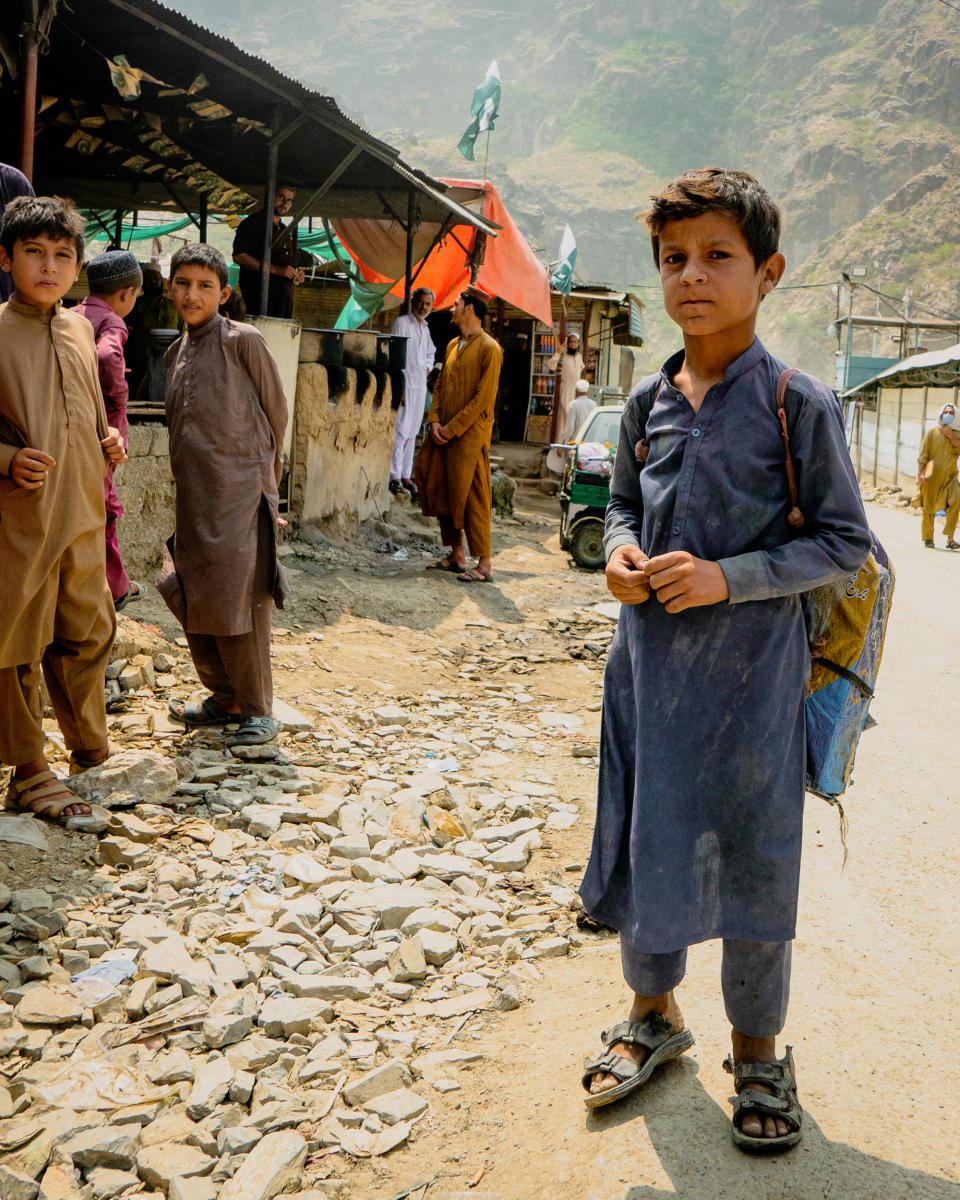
left=620, top=938, right=791, bottom=1038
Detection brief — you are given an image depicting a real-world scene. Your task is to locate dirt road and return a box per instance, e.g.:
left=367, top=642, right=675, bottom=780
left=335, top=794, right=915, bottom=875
left=336, top=499, right=960, bottom=1200
left=4, top=492, right=957, bottom=1200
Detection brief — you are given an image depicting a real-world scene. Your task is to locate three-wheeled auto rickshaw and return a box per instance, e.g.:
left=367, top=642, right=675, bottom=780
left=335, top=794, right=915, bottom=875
left=556, top=403, right=625, bottom=570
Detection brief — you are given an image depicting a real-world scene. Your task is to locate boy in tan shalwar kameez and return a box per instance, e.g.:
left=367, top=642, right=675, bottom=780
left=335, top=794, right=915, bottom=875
left=414, top=286, right=503, bottom=583
left=0, top=196, right=127, bottom=822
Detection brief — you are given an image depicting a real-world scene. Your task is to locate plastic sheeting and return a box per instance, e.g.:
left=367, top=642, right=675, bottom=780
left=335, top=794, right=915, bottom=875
left=332, top=178, right=552, bottom=325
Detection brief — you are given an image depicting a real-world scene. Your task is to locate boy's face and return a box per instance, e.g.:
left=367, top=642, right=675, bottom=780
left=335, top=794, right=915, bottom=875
left=169, top=263, right=230, bottom=327
left=0, top=234, right=81, bottom=310
left=657, top=212, right=784, bottom=344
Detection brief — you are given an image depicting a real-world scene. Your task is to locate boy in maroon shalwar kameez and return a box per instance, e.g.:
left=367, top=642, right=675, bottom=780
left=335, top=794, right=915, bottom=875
left=75, top=249, right=144, bottom=610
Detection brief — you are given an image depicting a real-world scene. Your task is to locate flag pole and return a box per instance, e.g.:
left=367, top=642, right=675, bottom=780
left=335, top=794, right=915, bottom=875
left=481, top=128, right=491, bottom=183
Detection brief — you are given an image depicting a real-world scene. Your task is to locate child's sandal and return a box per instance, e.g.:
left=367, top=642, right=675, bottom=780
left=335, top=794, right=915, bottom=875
left=724, top=1046, right=803, bottom=1154
left=5, top=770, right=90, bottom=824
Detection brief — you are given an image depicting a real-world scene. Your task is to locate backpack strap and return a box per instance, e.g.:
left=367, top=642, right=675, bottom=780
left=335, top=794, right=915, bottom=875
left=776, top=368, right=805, bottom=529
left=633, top=379, right=665, bottom=464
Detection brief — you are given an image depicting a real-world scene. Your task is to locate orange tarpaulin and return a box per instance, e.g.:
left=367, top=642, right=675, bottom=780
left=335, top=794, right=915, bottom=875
left=332, top=178, right=553, bottom=326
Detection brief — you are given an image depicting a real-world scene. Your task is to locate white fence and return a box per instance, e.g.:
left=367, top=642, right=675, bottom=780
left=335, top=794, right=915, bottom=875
left=847, top=384, right=960, bottom=492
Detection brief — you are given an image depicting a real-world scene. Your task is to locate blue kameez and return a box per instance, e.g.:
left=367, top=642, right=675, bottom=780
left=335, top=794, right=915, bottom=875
left=580, top=339, right=871, bottom=955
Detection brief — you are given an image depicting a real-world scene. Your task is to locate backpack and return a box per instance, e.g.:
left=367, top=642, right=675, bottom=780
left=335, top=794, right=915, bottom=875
left=628, top=367, right=895, bottom=810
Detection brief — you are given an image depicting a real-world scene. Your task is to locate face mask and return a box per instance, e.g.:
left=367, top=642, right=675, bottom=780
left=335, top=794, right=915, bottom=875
left=942, top=414, right=955, bottom=426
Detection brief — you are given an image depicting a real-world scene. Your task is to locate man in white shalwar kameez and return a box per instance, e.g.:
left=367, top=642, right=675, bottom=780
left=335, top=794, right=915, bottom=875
left=390, top=288, right=437, bottom=498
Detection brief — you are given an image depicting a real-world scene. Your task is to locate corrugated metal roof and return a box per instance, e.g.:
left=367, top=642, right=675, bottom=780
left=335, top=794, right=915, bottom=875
left=846, top=342, right=960, bottom=393
left=0, top=0, right=496, bottom=231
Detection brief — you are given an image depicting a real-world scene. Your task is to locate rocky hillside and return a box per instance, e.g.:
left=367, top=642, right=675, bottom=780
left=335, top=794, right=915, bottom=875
left=182, top=0, right=960, bottom=376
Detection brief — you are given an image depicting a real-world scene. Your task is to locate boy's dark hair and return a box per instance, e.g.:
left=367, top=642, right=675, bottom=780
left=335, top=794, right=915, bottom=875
left=462, top=291, right=488, bottom=322
left=641, top=168, right=781, bottom=269
left=0, top=195, right=85, bottom=260
left=169, top=243, right=228, bottom=288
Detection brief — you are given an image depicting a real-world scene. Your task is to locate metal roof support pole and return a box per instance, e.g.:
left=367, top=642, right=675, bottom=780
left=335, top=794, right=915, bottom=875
left=199, top=194, right=208, bottom=243
left=894, top=387, right=903, bottom=487
left=19, top=6, right=39, bottom=181
left=280, top=142, right=363, bottom=244
left=873, top=388, right=881, bottom=487
left=259, top=103, right=282, bottom=317
left=403, top=189, right=415, bottom=315
left=113, top=209, right=123, bottom=250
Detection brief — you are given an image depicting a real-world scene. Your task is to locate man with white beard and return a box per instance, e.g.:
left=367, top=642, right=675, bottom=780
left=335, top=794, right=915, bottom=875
left=389, top=288, right=437, bottom=499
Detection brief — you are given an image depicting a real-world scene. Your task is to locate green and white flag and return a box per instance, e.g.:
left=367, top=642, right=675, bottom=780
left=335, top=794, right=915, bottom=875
left=550, top=224, right=577, bottom=295
left=458, top=60, right=501, bottom=161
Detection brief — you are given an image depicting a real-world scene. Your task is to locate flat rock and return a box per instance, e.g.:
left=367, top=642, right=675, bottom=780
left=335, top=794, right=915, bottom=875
left=39, top=1164, right=88, bottom=1200
left=0, top=1164, right=39, bottom=1200
left=362, top=1087, right=429, bottom=1125
left=69, top=749, right=178, bottom=804
left=15, top=986, right=83, bottom=1026
left=258, top=997, right=333, bottom=1037
left=202, top=1011, right=253, bottom=1048
left=98, top=836, right=154, bottom=868
left=342, top=1059, right=413, bottom=1106
left=282, top=974, right=373, bottom=1002
left=273, top=699, right=312, bottom=733
left=169, top=1175, right=218, bottom=1200
left=64, top=1125, right=140, bottom=1170
left=185, top=1057, right=234, bottom=1120
left=418, top=928, right=458, bottom=966
left=217, top=1130, right=307, bottom=1200
left=85, top=1168, right=143, bottom=1200
left=136, top=1143, right=215, bottom=1189
left=388, top=936, right=427, bottom=982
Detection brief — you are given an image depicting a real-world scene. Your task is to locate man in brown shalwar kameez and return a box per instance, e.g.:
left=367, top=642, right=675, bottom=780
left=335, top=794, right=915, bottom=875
left=414, top=286, right=503, bottom=583
left=0, top=196, right=126, bottom=824
left=158, top=245, right=288, bottom=747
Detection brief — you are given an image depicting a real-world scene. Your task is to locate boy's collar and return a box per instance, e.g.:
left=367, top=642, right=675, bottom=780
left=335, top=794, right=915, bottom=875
left=186, top=312, right=223, bottom=339
left=661, top=337, right=766, bottom=389
left=6, top=296, right=61, bottom=323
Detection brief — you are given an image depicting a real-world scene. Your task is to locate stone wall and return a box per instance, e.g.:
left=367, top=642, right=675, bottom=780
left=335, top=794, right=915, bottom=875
left=115, top=423, right=175, bottom=581
left=113, top=363, right=397, bottom=576
left=291, top=363, right=396, bottom=530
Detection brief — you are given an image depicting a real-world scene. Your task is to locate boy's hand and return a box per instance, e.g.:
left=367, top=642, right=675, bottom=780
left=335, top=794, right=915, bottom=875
left=101, top=428, right=128, bottom=466
left=10, top=448, right=55, bottom=490
left=643, top=551, right=729, bottom=613
left=605, top=545, right=651, bottom=605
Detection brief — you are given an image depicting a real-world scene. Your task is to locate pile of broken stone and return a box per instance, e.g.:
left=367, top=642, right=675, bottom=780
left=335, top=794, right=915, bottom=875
left=0, top=625, right=593, bottom=1200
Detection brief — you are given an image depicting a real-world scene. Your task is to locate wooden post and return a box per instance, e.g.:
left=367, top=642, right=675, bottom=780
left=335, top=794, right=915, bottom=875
left=403, top=189, right=415, bottom=315
left=259, top=104, right=281, bottom=316
left=198, top=194, right=208, bottom=243
left=18, top=15, right=38, bottom=181
left=113, top=209, right=123, bottom=250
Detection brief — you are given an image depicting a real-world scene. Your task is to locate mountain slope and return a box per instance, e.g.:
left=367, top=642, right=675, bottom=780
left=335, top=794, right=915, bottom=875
left=178, top=0, right=960, bottom=374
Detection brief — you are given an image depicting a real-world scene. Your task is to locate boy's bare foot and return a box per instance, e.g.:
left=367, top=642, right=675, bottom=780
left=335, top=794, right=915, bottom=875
left=730, top=1031, right=791, bottom=1140
left=588, top=991, right=683, bottom=1095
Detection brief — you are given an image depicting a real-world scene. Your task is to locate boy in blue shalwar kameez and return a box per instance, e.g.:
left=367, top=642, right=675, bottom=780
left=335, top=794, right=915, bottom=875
left=579, top=169, right=871, bottom=1153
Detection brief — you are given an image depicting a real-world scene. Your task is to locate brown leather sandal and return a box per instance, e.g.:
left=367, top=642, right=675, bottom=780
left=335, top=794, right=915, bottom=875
left=5, top=770, right=91, bottom=823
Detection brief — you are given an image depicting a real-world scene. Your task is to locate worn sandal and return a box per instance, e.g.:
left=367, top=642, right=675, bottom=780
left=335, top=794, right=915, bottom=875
left=457, top=567, right=493, bottom=584
left=5, top=770, right=91, bottom=823
left=723, top=1046, right=803, bottom=1154
left=426, top=556, right=464, bottom=573
left=168, top=697, right=235, bottom=727
left=69, top=740, right=122, bottom=776
left=582, top=1012, right=695, bottom=1109
left=225, top=715, right=282, bottom=746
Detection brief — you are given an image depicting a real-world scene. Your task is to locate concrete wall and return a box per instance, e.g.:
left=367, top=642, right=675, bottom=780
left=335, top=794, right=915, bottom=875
left=115, top=423, right=175, bottom=580
left=291, top=362, right=396, bottom=530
